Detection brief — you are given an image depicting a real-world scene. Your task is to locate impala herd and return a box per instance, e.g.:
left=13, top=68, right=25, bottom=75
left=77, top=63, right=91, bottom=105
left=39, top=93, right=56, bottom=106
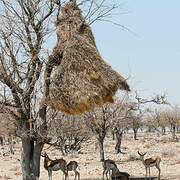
left=41, top=151, right=161, bottom=180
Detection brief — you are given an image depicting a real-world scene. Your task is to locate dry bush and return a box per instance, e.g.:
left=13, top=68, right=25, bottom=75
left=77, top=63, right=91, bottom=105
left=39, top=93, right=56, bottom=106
left=143, top=143, right=151, bottom=149
left=127, top=152, right=139, bottom=161
left=175, top=154, right=180, bottom=162
left=161, top=148, right=176, bottom=158
left=158, top=135, right=173, bottom=143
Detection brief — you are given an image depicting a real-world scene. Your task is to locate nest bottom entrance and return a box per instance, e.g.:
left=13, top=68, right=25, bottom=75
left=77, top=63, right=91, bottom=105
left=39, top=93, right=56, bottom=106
left=46, top=92, right=114, bottom=115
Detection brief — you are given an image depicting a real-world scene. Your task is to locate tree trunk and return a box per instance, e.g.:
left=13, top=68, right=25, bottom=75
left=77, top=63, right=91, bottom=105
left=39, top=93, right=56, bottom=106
left=133, top=128, right=138, bottom=140
left=0, top=136, right=3, bottom=146
left=8, top=135, right=14, bottom=154
left=177, top=126, right=180, bottom=133
left=115, top=130, right=123, bottom=154
left=98, top=139, right=105, bottom=161
left=111, top=131, right=115, bottom=140
left=148, top=127, right=152, bottom=132
left=171, top=125, right=176, bottom=140
left=21, top=137, right=44, bottom=180
left=161, top=127, right=166, bottom=135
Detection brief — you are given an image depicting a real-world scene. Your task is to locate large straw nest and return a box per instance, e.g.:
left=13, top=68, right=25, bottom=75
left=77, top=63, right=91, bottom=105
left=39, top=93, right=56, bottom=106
left=46, top=1, right=130, bottom=115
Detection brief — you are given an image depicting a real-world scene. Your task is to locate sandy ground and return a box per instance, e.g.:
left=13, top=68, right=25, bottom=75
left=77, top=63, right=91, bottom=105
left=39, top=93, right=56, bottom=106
left=0, top=132, right=180, bottom=180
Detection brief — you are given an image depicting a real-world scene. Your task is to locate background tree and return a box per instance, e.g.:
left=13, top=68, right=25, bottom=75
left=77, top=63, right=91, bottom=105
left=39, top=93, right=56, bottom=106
left=85, top=105, right=112, bottom=161
left=164, top=106, right=180, bottom=140
left=130, top=110, right=142, bottom=140
left=111, top=101, right=133, bottom=154
left=48, top=112, right=89, bottom=156
left=84, top=97, right=130, bottom=159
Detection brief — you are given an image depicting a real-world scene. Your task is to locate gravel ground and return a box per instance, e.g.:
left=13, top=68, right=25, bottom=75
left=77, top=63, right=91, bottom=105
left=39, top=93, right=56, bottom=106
left=0, top=132, right=180, bottom=180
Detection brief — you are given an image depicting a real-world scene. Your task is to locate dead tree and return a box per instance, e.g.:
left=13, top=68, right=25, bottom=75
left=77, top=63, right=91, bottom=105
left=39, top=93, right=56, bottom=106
left=85, top=106, right=110, bottom=161
left=85, top=98, right=128, bottom=160
left=48, top=112, right=89, bottom=155
left=114, top=127, right=123, bottom=154
left=0, top=0, right=58, bottom=179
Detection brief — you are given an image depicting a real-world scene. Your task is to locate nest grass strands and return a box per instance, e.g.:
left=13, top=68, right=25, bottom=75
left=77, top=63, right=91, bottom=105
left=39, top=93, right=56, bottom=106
left=45, top=1, right=130, bottom=115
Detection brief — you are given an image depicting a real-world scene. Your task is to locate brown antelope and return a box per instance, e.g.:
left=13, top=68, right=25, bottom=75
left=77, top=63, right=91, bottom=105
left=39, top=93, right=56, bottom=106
left=111, top=166, right=130, bottom=180
left=138, top=151, right=161, bottom=180
left=66, top=161, right=80, bottom=180
left=102, top=159, right=117, bottom=180
left=41, top=152, right=68, bottom=180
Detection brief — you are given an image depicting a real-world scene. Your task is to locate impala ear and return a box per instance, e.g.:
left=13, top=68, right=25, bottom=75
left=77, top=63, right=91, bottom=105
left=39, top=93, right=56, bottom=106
left=41, top=151, right=47, bottom=157
left=41, top=152, right=45, bottom=157
left=138, top=151, right=146, bottom=156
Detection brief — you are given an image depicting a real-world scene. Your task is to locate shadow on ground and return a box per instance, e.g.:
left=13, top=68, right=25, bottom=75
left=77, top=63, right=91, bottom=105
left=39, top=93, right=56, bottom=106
left=80, top=177, right=158, bottom=180
left=130, top=177, right=157, bottom=180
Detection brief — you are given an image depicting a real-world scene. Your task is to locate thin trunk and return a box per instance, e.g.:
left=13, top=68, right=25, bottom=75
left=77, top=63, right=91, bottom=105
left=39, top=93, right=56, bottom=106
left=8, top=135, right=14, bottom=154
left=177, top=126, right=180, bottom=133
left=0, top=136, right=3, bottom=146
left=172, top=125, right=176, bottom=140
left=98, top=139, right=105, bottom=161
left=148, top=127, right=152, bottom=132
left=111, top=131, right=115, bottom=141
left=133, top=128, right=138, bottom=140
left=115, top=130, right=123, bottom=154
left=161, top=127, right=166, bottom=135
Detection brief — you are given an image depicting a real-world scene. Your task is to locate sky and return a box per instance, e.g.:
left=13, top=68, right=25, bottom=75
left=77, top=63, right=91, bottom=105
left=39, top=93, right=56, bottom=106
left=91, top=0, right=180, bottom=104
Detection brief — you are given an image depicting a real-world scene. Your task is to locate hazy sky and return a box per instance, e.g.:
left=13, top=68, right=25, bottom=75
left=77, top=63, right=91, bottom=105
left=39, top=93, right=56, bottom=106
left=91, top=0, right=180, bottom=104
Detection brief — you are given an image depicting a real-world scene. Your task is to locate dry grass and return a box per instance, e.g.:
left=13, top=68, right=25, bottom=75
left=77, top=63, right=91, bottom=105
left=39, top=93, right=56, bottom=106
left=161, top=148, right=176, bottom=158
left=127, top=152, right=139, bottom=162
left=0, top=133, right=180, bottom=180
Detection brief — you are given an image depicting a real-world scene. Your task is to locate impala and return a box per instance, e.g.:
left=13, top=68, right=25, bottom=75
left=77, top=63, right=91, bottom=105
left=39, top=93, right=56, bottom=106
left=41, top=152, right=67, bottom=180
left=66, top=160, right=80, bottom=180
left=102, top=159, right=117, bottom=180
left=111, top=166, right=130, bottom=180
left=138, top=151, right=161, bottom=180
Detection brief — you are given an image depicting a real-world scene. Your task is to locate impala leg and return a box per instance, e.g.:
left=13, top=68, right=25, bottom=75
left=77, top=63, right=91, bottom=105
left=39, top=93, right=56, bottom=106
left=74, top=171, right=77, bottom=180
left=105, top=170, right=109, bottom=180
left=74, top=170, right=80, bottom=180
left=108, top=170, right=111, bottom=180
left=156, top=164, right=161, bottom=180
left=103, top=169, right=106, bottom=180
left=77, top=171, right=80, bottom=180
left=66, top=171, right=69, bottom=180
left=145, top=167, right=147, bottom=177
left=48, top=169, right=52, bottom=180
left=64, top=170, right=68, bottom=180
left=149, top=167, right=150, bottom=177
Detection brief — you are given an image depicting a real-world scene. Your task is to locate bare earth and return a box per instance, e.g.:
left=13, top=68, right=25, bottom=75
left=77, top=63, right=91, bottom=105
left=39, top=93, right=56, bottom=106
left=0, top=133, right=180, bottom=180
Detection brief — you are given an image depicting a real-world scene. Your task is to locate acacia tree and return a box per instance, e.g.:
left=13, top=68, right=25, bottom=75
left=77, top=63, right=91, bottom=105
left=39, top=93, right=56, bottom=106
left=164, top=106, right=180, bottom=140
left=84, top=98, right=128, bottom=160
left=129, top=110, right=142, bottom=140
left=0, top=0, right=119, bottom=179
left=112, top=101, right=133, bottom=153
left=0, top=1, right=59, bottom=179
left=85, top=105, right=111, bottom=161
left=48, top=112, right=90, bottom=155
left=153, top=109, right=168, bottom=135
